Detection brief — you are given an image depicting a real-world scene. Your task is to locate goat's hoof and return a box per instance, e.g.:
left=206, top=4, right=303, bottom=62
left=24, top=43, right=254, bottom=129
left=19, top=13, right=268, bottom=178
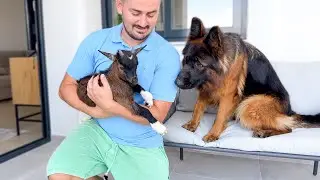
left=151, top=121, right=167, bottom=135
left=141, top=91, right=153, bottom=107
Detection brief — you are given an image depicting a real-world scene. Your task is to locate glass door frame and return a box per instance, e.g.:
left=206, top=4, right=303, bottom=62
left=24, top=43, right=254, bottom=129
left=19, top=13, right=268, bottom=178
left=0, top=0, right=51, bottom=163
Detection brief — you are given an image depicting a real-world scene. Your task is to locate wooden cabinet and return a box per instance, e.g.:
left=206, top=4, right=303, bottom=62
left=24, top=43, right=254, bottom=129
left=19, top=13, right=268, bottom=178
left=9, top=56, right=41, bottom=105
left=9, top=56, right=42, bottom=135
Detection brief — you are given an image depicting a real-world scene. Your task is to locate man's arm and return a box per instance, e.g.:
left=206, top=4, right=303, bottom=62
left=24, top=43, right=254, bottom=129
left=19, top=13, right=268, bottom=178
left=59, top=72, right=150, bottom=124
left=145, top=44, right=181, bottom=123
left=59, top=73, right=113, bottom=118
left=111, top=43, right=181, bottom=124
left=85, top=74, right=170, bottom=124
left=60, top=70, right=172, bottom=124
left=108, top=99, right=172, bottom=124
left=131, top=84, right=172, bottom=122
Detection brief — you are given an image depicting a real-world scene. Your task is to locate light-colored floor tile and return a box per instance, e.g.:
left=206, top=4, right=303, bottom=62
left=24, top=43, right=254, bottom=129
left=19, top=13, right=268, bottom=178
left=172, top=150, right=261, bottom=180
left=258, top=155, right=315, bottom=165
left=170, top=172, right=219, bottom=180
left=1, top=136, right=319, bottom=180
left=0, top=136, right=63, bottom=180
left=165, top=147, right=192, bottom=173
left=0, top=100, right=43, bottom=155
left=260, top=159, right=319, bottom=180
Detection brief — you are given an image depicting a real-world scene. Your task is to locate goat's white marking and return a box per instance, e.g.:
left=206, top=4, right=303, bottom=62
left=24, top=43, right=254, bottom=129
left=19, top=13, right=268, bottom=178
left=140, top=90, right=153, bottom=107
left=128, top=55, right=133, bottom=60
left=151, top=121, right=167, bottom=135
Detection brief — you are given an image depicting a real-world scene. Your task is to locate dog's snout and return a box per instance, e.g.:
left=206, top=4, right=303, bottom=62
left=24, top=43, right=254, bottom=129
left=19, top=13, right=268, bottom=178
left=178, top=71, right=191, bottom=80
left=175, top=78, right=183, bottom=87
left=175, top=71, right=191, bottom=88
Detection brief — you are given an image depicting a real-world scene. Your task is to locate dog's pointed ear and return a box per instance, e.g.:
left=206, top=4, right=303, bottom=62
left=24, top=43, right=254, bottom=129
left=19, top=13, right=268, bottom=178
left=204, top=26, right=224, bottom=58
left=133, top=45, right=147, bottom=55
left=98, top=50, right=115, bottom=61
left=188, top=17, right=206, bottom=40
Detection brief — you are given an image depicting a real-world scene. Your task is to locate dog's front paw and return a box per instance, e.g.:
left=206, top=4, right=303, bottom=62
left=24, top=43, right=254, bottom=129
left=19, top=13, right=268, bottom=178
left=140, top=90, right=153, bottom=107
left=151, top=121, right=167, bottom=135
left=202, top=133, right=220, bottom=142
left=182, top=121, right=199, bottom=132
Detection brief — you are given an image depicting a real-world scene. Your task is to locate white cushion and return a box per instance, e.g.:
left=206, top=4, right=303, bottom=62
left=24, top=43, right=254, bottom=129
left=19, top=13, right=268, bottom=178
left=163, top=111, right=320, bottom=156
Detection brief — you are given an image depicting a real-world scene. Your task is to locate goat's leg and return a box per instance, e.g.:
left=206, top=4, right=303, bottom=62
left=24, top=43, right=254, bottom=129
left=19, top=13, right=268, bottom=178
left=132, top=84, right=153, bottom=107
left=132, top=103, right=167, bottom=135
left=132, top=84, right=145, bottom=93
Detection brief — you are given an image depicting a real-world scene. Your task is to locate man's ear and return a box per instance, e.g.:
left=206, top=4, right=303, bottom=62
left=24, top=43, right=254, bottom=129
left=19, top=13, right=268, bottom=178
left=115, top=0, right=124, bottom=15
left=203, top=26, right=224, bottom=58
left=188, top=17, right=206, bottom=41
left=98, top=50, right=115, bottom=61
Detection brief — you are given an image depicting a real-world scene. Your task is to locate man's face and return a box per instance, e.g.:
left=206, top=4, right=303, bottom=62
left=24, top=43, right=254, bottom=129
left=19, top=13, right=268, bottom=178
left=116, top=0, right=161, bottom=41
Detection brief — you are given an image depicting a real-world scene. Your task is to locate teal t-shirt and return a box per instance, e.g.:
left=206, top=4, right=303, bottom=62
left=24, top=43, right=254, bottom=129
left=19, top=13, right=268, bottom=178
left=66, top=23, right=181, bottom=148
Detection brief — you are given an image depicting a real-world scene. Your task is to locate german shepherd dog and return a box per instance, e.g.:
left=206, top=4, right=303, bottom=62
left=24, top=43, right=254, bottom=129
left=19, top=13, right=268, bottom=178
left=175, top=17, right=320, bottom=142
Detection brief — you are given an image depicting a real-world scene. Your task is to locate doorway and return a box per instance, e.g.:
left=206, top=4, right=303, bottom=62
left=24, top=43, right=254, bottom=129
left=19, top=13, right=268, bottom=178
left=0, top=0, right=50, bottom=163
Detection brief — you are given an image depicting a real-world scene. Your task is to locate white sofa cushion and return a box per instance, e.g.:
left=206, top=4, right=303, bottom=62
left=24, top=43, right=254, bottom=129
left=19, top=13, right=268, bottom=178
left=176, top=88, right=217, bottom=114
left=163, top=111, right=320, bottom=156
left=164, top=61, right=320, bottom=157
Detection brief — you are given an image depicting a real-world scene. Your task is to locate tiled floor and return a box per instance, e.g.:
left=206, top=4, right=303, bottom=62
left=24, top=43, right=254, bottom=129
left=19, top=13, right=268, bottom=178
left=0, top=136, right=319, bottom=180
left=0, top=100, right=43, bottom=155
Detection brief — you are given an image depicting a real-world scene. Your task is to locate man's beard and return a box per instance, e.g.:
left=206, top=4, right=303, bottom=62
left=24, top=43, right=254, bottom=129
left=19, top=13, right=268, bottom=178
left=123, top=23, right=150, bottom=41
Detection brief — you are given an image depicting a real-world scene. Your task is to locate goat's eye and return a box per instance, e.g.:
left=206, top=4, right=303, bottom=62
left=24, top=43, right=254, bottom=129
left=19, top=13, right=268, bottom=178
left=196, top=61, right=204, bottom=68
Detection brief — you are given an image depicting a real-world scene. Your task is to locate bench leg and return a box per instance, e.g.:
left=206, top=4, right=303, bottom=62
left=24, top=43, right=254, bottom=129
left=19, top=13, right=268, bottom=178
left=314, top=161, right=319, bottom=176
left=180, top=148, right=184, bottom=161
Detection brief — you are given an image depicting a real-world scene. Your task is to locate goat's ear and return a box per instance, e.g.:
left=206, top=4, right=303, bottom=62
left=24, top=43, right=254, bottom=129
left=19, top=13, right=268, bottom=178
left=188, top=17, right=206, bottom=41
left=118, top=50, right=125, bottom=58
left=134, top=45, right=147, bottom=55
left=98, top=50, right=114, bottom=61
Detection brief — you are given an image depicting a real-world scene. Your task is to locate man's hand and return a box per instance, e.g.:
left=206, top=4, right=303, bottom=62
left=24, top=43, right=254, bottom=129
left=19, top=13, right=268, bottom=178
left=87, top=74, right=115, bottom=111
left=59, top=73, right=113, bottom=119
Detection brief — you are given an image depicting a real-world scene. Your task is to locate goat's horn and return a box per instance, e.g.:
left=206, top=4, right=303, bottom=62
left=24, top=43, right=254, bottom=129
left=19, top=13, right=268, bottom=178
left=119, top=50, right=124, bottom=57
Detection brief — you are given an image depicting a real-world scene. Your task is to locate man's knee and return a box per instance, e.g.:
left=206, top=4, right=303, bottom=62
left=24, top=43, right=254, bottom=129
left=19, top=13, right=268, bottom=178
left=48, top=173, right=82, bottom=180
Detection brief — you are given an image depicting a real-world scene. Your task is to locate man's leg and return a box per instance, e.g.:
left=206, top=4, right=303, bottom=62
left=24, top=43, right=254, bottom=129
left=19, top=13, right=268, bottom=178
left=47, top=119, right=113, bottom=179
left=48, top=174, right=104, bottom=180
left=110, top=145, right=169, bottom=180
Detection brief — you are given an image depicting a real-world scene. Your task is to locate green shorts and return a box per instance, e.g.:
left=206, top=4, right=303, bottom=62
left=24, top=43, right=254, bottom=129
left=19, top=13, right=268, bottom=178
left=46, top=119, right=169, bottom=180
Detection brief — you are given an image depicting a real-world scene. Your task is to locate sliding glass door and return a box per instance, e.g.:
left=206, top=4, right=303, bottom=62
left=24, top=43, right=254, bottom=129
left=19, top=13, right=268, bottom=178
left=0, top=0, right=50, bottom=163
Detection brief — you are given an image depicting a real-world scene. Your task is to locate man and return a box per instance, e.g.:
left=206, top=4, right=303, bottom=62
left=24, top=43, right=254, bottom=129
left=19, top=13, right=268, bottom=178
left=46, top=0, right=180, bottom=179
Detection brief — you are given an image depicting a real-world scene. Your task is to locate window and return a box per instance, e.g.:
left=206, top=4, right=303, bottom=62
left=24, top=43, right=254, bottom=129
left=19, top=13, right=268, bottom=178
left=102, top=0, right=248, bottom=41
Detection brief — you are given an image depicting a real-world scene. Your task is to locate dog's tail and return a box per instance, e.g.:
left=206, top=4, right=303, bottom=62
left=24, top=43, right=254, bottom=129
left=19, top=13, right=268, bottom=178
left=235, top=95, right=320, bottom=131
left=267, top=112, right=320, bottom=131
left=292, top=112, right=320, bottom=128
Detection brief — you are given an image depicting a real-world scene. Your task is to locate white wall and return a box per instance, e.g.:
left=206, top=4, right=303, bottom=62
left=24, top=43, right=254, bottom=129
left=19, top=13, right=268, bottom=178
left=44, top=0, right=320, bottom=136
left=0, top=0, right=27, bottom=51
left=42, top=0, right=102, bottom=136
left=245, top=0, right=320, bottom=114
left=246, top=0, right=320, bottom=62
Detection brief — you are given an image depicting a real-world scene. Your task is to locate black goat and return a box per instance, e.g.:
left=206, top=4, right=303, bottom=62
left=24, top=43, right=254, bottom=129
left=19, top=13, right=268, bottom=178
left=76, top=45, right=167, bottom=135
